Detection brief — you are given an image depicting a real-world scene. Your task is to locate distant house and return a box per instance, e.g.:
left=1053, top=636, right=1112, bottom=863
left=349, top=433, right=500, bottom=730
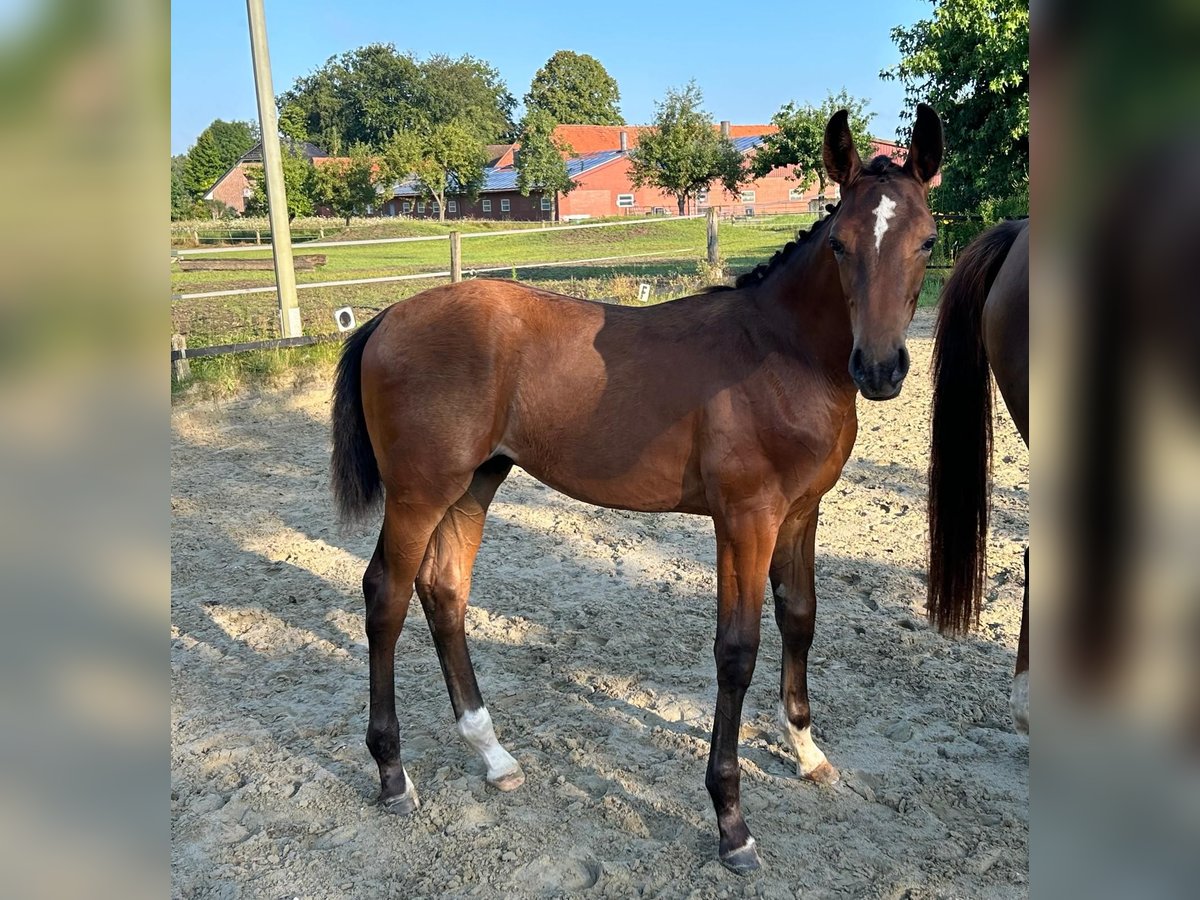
left=203, top=139, right=330, bottom=214
left=382, top=122, right=918, bottom=222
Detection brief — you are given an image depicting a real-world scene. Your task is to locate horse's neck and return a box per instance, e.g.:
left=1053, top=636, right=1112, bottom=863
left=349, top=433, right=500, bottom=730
left=754, top=240, right=856, bottom=392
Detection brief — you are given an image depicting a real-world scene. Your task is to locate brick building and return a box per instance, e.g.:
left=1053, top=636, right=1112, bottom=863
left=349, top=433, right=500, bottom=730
left=203, top=139, right=331, bottom=214
left=383, top=122, right=912, bottom=222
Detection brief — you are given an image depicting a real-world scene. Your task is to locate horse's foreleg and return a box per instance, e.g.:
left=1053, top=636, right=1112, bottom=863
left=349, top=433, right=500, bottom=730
left=706, top=509, right=779, bottom=874
left=365, top=500, right=454, bottom=814
left=415, top=459, right=524, bottom=790
left=770, top=508, right=839, bottom=785
left=1011, top=546, right=1030, bottom=734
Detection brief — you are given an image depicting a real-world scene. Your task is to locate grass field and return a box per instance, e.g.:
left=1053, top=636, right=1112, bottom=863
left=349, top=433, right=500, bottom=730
left=170, top=214, right=948, bottom=398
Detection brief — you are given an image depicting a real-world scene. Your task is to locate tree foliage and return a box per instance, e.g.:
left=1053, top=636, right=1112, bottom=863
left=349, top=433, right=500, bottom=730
left=525, top=51, right=623, bottom=125
left=277, top=44, right=515, bottom=152
left=308, top=144, right=382, bottom=225
left=751, top=91, right=875, bottom=199
left=628, top=82, right=744, bottom=215
left=884, top=0, right=1029, bottom=214
left=243, top=145, right=316, bottom=219
left=381, top=122, right=488, bottom=222
left=171, top=154, right=193, bottom=220
left=180, top=119, right=257, bottom=198
left=515, top=108, right=575, bottom=216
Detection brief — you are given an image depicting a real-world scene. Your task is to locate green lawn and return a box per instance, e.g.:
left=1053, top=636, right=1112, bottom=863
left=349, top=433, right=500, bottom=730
left=170, top=214, right=947, bottom=398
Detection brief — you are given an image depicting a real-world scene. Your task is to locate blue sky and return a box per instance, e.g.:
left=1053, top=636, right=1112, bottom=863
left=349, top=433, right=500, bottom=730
left=171, top=0, right=930, bottom=155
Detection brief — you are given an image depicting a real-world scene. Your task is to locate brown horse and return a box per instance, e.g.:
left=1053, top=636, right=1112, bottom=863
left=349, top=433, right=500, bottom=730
left=927, top=218, right=1029, bottom=733
left=331, top=105, right=944, bottom=872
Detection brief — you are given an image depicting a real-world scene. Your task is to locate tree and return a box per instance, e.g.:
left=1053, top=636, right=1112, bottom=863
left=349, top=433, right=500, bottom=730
left=277, top=45, right=515, bottom=152
left=181, top=119, right=257, bottom=198
left=308, top=144, right=381, bottom=225
left=171, top=154, right=193, bottom=220
left=884, top=0, right=1028, bottom=214
left=515, top=108, right=576, bottom=220
left=750, top=90, right=876, bottom=203
left=628, top=82, right=745, bottom=216
left=525, top=51, right=623, bottom=125
left=380, top=123, right=488, bottom=223
left=244, top=144, right=316, bottom=219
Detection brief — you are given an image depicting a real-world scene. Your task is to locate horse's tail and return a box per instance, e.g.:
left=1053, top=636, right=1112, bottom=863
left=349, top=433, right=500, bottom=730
left=331, top=311, right=387, bottom=524
left=927, top=220, right=1023, bottom=634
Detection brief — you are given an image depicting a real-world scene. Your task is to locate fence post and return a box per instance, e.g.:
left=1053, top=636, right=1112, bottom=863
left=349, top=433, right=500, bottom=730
left=449, top=231, right=462, bottom=283
left=171, top=333, right=190, bottom=382
left=706, top=206, right=719, bottom=267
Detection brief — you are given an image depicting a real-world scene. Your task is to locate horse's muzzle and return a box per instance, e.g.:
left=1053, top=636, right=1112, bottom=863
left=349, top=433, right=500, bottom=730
left=850, top=345, right=910, bottom=401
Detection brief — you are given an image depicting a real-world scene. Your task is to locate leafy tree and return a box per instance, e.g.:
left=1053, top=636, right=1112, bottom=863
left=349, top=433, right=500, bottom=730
left=181, top=119, right=257, bottom=198
left=525, top=51, right=623, bottom=125
left=515, top=108, right=576, bottom=220
left=628, top=82, right=745, bottom=216
left=308, top=144, right=382, bottom=225
left=277, top=45, right=515, bottom=151
left=243, top=144, right=316, bottom=219
left=750, top=90, right=876, bottom=203
left=399, top=122, right=488, bottom=222
left=884, top=0, right=1028, bottom=215
left=416, top=54, right=516, bottom=143
left=171, top=154, right=193, bottom=220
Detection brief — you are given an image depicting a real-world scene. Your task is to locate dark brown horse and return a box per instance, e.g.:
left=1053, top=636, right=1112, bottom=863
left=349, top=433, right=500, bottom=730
left=331, top=105, right=944, bottom=872
left=927, top=218, right=1029, bottom=732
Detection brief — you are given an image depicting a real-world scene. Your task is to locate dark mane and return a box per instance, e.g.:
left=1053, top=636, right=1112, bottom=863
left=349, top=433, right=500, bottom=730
left=707, top=204, right=840, bottom=292
left=862, top=154, right=905, bottom=179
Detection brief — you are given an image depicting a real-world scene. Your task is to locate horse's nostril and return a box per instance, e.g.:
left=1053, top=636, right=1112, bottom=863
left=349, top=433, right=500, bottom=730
left=895, top=346, right=910, bottom=380
left=848, top=347, right=865, bottom=382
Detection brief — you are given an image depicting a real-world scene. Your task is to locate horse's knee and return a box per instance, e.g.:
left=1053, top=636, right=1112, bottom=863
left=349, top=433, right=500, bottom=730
left=366, top=720, right=400, bottom=763
left=714, top=635, right=759, bottom=687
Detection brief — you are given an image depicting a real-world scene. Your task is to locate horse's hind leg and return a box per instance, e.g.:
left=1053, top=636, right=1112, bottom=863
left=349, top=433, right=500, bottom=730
left=415, top=457, right=524, bottom=791
left=1011, top=546, right=1030, bottom=734
left=364, top=498, right=460, bottom=814
left=770, top=507, right=839, bottom=785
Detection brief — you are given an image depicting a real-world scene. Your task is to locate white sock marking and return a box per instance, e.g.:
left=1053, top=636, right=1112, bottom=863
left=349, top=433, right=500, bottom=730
left=872, top=194, right=897, bottom=253
left=778, top=702, right=829, bottom=776
left=457, top=707, right=520, bottom=781
left=1010, top=671, right=1030, bottom=735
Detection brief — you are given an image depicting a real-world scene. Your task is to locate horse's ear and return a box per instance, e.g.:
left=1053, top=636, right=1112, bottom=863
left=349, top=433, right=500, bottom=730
left=823, top=109, right=862, bottom=186
left=904, top=103, right=943, bottom=185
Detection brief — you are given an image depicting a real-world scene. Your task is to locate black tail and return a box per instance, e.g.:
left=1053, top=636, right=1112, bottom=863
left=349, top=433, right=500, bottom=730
left=927, top=220, right=1023, bottom=634
left=331, top=312, right=387, bottom=524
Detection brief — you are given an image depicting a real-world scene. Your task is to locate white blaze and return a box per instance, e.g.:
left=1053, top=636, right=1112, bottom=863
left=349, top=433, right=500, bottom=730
left=872, top=194, right=897, bottom=254
left=457, top=707, right=520, bottom=781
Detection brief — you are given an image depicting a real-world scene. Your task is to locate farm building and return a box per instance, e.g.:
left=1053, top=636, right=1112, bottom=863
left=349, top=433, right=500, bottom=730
left=203, top=139, right=330, bottom=214
left=383, top=122, right=914, bottom=222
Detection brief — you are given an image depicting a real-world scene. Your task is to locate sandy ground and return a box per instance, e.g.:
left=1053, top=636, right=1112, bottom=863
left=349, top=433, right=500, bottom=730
left=171, top=308, right=1029, bottom=899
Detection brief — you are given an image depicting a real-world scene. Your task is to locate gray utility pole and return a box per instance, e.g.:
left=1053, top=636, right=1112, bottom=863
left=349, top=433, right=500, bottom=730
left=245, top=0, right=301, bottom=337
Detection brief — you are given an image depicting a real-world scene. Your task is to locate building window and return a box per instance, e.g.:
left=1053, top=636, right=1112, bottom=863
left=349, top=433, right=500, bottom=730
left=417, top=200, right=425, bottom=213
left=500, top=198, right=511, bottom=212
left=482, top=198, right=492, bottom=212
left=616, top=194, right=635, bottom=208
left=541, top=196, right=552, bottom=211
left=242, top=187, right=253, bottom=198
left=788, top=188, right=804, bottom=201
left=431, top=201, right=440, bottom=214
left=696, top=190, right=708, bottom=205
left=402, top=201, right=412, bottom=213
left=740, top=191, right=756, bottom=203
left=448, top=200, right=457, bottom=214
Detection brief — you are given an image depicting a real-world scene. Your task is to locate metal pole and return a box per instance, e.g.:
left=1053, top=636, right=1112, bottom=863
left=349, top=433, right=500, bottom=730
left=245, top=0, right=301, bottom=337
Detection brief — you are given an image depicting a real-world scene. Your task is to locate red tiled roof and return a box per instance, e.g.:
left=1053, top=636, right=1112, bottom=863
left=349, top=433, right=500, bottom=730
left=552, top=123, right=778, bottom=156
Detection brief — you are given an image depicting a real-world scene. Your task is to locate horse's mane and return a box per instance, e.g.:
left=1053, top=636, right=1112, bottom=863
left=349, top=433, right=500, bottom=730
left=708, top=156, right=906, bottom=293
left=705, top=204, right=839, bottom=293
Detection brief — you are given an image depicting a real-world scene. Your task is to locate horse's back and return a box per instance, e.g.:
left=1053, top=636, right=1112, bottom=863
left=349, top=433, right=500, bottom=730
left=983, top=221, right=1029, bottom=445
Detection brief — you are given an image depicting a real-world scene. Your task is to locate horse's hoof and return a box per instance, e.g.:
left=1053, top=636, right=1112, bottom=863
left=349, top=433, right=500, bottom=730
left=487, top=765, right=526, bottom=792
left=381, top=790, right=419, bottom=815
left=719, top=838, right=761, bottom=875
left=802, top=760, right=841, bottom=786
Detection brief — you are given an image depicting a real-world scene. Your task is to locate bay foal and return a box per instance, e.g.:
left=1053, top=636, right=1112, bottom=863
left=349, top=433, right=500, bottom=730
left=331, top=106, right=944, bottom=872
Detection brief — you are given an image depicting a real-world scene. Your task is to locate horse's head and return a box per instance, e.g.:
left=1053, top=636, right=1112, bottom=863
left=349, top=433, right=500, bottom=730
left=824, top=103, right=943, bottom=400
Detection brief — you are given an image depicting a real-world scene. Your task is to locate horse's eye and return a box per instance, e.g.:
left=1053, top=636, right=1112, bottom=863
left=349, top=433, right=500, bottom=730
left=921, top=236, right=937, bottom=252
left=829, top=237, right=846, bottom=256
